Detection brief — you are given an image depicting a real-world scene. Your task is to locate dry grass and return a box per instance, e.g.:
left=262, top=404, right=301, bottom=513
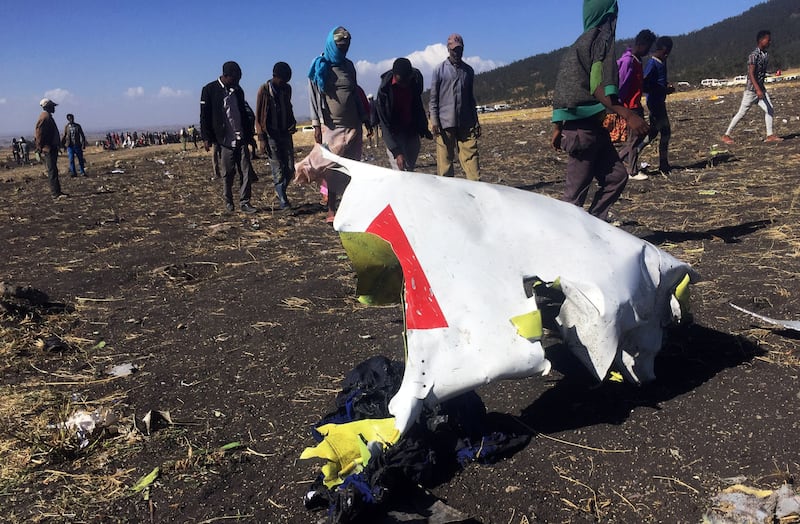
left=2, top=85, right=799, bottom=521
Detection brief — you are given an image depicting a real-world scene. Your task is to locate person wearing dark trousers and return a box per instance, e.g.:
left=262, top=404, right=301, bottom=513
left=200, top=61, right=258, bottom=214
left=640, top=36, right=675, bottom=175
left=616, top=29, right=656, bottom=180
left=256, top=61, right=297, bottom=210
left=376, top=57, right=432, bottom=172
left=35, top=98, right=66, bottom=198
left=550, top=0, right=648, bottom=222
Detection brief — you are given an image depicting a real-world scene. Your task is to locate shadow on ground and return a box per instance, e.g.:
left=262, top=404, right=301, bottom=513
left=516, top=323, right=762, bottom=434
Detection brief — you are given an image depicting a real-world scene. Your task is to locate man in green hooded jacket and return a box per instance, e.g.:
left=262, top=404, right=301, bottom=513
left=551, top=0, right=648, bottom=222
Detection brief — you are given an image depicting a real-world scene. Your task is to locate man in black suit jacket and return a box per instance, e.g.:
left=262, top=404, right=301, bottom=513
left=200, top=61, right=258, bottom=213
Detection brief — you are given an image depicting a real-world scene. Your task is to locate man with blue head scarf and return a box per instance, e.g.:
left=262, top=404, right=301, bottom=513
left=550, top=0, right=649, bottom=222
left=297, top=26, right=369, bottom=223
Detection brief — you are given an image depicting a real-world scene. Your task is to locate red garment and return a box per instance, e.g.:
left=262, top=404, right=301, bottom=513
left=617, top=50, right=643, bottom=110
left=391, top=77, right=414, bottom=132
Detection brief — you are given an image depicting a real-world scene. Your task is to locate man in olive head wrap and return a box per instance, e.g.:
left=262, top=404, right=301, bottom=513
left=550, top=0, right=648, bottom=222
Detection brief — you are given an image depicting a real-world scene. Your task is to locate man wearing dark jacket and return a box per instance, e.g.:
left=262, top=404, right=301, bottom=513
left=62, top=113, right=88, bottom=177
left=35, top=98, right=65, bottom=198
left=376, top=58, right=432, bottom=171
left=200, top=61, right=258, bottom=213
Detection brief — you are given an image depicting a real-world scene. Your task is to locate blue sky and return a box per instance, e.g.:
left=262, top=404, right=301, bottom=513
left=0, top=0, right=764, bottom=136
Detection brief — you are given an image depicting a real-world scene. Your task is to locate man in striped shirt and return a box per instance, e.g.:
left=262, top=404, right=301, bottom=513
left=722, top=30, right=783, bottom=144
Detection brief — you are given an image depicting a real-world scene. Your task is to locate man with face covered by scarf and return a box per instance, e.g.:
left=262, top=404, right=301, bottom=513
left=551, top=0, right=648, bottom=222
left=297, top=26, right=369, bottom=223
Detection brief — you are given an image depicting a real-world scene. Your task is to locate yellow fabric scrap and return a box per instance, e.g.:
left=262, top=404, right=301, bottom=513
left=722, top=484, right=774, bottom=498
left=608, top=371, right=624, bottom=383
left=299, top=418, right=400, bottom=488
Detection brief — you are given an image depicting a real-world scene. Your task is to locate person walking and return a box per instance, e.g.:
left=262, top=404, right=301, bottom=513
left=640, top=36, right=675, bottom=175
left=550, top=0, right=648, bottom=222
left=295, top=26, right=369, bottom=223
left=200, top=61, right=258, bottom=213
left=62, top=113, right=88, bottom=177
left=376, top=57, right=433, bottom=172
left=35, top=98, right=67, bottom=199
left=256, top=61, right=297, bottom=210
left=722, top=30, right=783, bottom=144
left=616, top=29, right=656, bottom=181
left=429, top=33, right=481, bottom=181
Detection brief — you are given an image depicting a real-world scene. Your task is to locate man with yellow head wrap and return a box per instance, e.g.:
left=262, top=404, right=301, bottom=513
left=550, top=0, right=649, bottom=222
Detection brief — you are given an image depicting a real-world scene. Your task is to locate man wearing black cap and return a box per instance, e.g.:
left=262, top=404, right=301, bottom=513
left=35, top=98, right=66, bottom=198
left=429, top=33, right=480, bottom=181
left=255, top=61, right=297, bottom=209
left=200, top=61, right=258, bottom=213
left=376, top=57, right=432, bottom=171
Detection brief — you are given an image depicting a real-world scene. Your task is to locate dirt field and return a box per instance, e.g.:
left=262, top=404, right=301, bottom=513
left=2, top=84, right=799, bottom=523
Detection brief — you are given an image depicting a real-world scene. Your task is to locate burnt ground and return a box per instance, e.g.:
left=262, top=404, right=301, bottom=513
left=1, top=84, right=800, bottom=523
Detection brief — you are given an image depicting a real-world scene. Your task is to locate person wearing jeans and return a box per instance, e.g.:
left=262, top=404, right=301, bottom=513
left=62, top=113, right=87, bottom=176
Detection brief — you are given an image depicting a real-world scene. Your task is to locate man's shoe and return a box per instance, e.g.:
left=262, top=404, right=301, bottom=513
left=240, top=203, right=257, bottom=214
left=69, top=173, right=77, bottom=178
left=53, top=193, right=68, bottom=200
left=629, top=172, right=649, bottom=181
left=721, top=135, right=734, bottom=145
left=81, top=172, right=88, bottom=177
left=225, top=202, right=234, bottom=212
left=765, top=135, right=784, bottom=143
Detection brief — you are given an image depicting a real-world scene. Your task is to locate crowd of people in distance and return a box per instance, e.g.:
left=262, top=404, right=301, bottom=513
left=101, top=130, right=186, bottom=150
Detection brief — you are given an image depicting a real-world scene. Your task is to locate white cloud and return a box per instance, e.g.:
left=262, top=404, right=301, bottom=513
left=43, top=88, right=73, bottom=104
left=354, top=43, right=504, bottom=99
left=125, top=86, right=145, bottom=98
left=0, top=97, right=6, bottom=104
left=157, top=86, right=190, bottom=98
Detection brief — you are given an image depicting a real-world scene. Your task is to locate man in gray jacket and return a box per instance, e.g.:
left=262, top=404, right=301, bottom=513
left=429, top=33, right=480, bottom=181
